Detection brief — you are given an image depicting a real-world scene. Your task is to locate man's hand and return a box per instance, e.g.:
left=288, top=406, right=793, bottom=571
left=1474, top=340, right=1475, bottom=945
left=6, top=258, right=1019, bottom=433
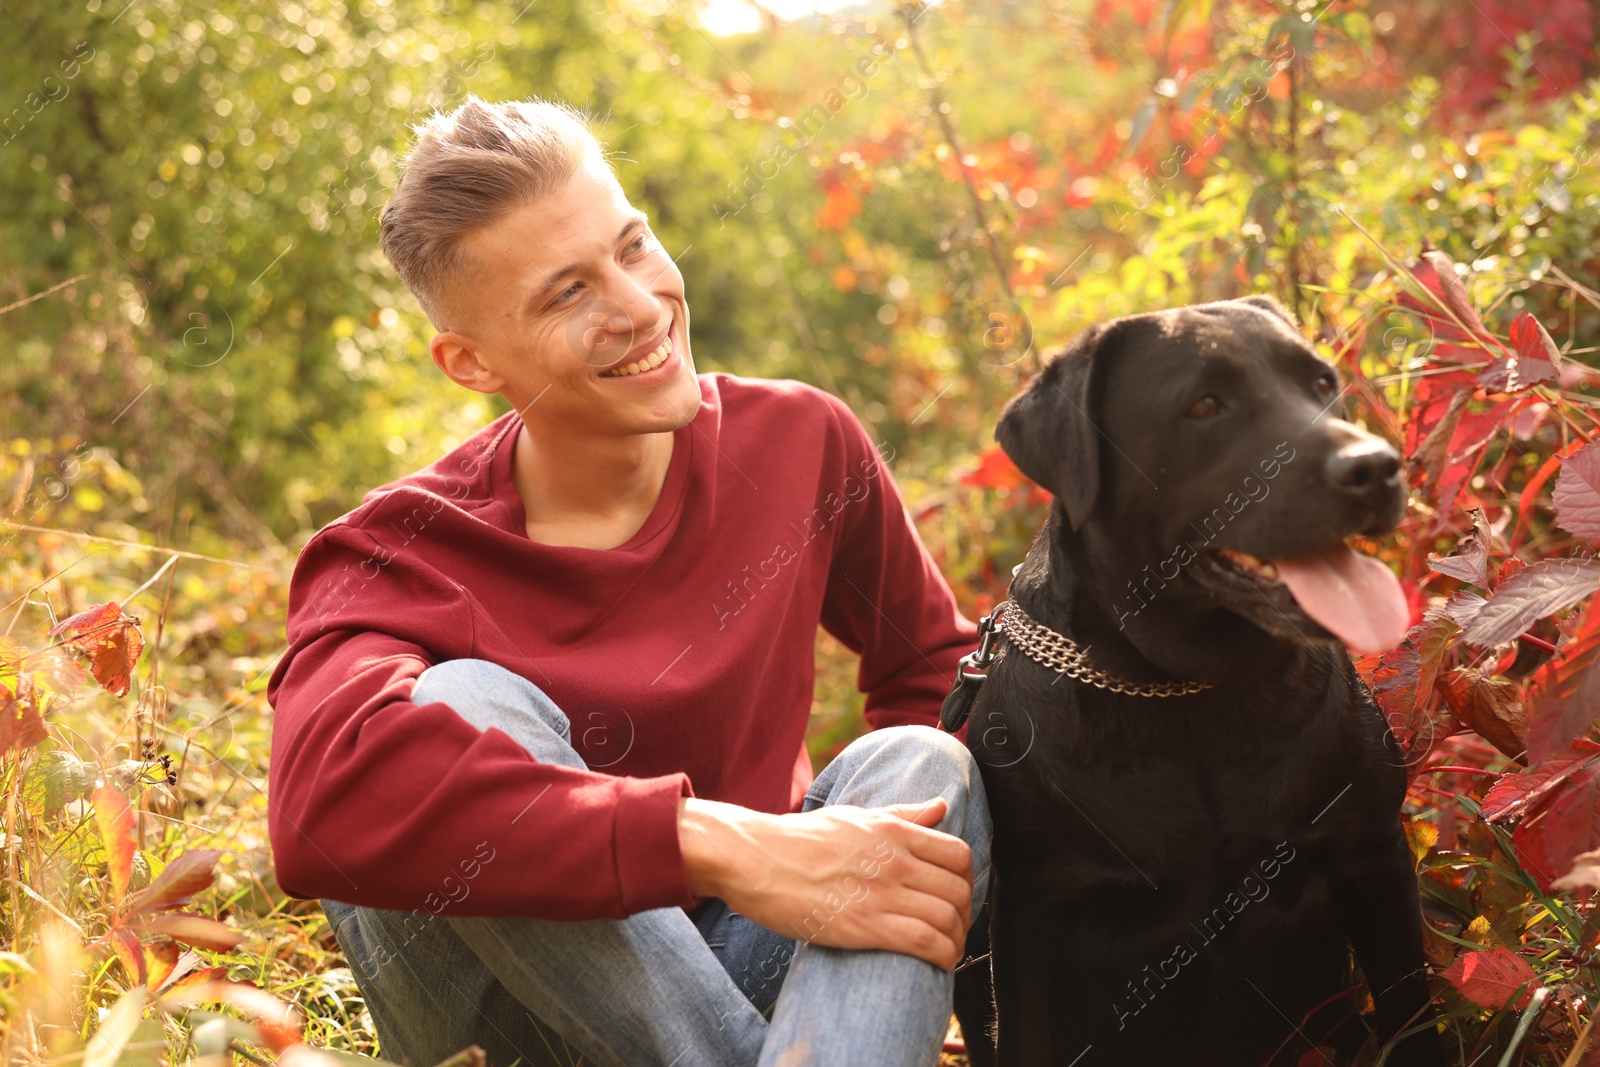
left=677, top=795, right=973, bottom=970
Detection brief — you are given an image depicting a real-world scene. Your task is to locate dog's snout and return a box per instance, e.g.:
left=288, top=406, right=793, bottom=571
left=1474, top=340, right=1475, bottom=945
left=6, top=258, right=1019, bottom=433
left=1326, top=438, right=1402, bottom=508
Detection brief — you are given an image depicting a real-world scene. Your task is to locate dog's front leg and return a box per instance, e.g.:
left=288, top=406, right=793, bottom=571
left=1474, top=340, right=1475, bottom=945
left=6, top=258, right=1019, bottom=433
left=989, top=885, right=1058, bottom=1067
left=1336, top=830, right=1445, bottom=1066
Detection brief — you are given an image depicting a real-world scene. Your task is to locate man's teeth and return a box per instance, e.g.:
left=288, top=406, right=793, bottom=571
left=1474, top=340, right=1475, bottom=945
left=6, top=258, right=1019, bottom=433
left=1219, top=548, right=1280, bottom=580
left=601, top=335, right=673, bottom=377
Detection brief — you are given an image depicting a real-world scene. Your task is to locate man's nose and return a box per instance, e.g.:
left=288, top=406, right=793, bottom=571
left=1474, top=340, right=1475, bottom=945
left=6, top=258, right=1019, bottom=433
left=597, top=278, right=662, bottom=339
left=578, top=295, right=658, bottom=359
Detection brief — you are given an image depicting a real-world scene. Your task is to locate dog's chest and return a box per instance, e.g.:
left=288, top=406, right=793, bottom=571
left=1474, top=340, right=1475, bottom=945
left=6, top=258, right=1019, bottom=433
left=976, top=681, right=1373, bottom=915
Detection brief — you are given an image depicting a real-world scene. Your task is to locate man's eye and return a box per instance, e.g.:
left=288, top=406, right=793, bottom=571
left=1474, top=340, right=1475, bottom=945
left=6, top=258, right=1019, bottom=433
left=553, top=283, right=582, bottom=306
left=1187, top=395, right=1221, bottom=419
left=627, top=233, right=652, bottom=255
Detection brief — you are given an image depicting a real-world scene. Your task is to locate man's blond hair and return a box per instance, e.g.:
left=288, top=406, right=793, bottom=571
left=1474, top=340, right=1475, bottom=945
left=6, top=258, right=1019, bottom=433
left=380, top=96, right=606, bottom=330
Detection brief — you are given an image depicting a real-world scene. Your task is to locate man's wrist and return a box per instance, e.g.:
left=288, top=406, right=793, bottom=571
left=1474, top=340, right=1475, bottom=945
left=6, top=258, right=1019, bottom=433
left=677, top=796, right=746, bottom=898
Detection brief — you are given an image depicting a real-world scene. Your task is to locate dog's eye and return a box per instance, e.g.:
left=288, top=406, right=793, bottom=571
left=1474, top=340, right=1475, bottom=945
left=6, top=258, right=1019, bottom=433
left=1187, top=396, right=1221, bottom=419
left=1316, top=374, right=1338, bottom=400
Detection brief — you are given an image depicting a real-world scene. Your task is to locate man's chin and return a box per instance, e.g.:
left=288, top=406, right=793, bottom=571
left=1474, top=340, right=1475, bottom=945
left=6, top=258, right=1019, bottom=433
left=624, top=360, right=701, bottom=429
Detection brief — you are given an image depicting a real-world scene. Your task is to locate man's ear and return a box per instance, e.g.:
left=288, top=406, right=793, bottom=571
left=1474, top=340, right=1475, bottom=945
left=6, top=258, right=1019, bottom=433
left=430, top=331, right=504, bottom=395
left=993, top=323, right=1111, bottom=532
left=1236, top=293, right=1298, bottom=328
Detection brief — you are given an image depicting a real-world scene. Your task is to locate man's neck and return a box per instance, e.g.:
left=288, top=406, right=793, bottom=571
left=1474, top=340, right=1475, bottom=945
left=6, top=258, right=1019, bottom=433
left=512, top=421, right=676, bottom=549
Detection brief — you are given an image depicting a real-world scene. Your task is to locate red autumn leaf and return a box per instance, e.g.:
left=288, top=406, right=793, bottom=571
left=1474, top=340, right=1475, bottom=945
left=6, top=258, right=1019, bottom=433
left=93, top=781, right=137, bottom=909
left=1479, top=307, right=1562, bottom=391
left=1414, top=398, right=1518, bottom=524
left=158, top=966, right=234, bottom=1000
left=1512, top=761, right=1600, bottom=892
left=1460, top=558, right=1600, bottom=648
left=1361, top=607, right=1461, bottom=761
left=1480, top=739, right=1600, bottom=824
left=1509, top=310, right=1561, bottom=366
left=1408, top=390, right=1468, bottom=482
left=1428, top=508, right=1491, bottom=587
left=109, top=925, right=145, bottom=988
left=1419, top=249, right=1489, bottom=339
left=143, top=940, right=183, bottom=992
left=1441, top=946, right=1542, bottom=1010
left=1480, top=353, right=1558, bottom=393
left=1403, top=373, right=1475, bottom=460
left=138, top=912, right=244, bottom=951
left=1441, top=591, right=1488, bottom=628
left=0, top=672, right=48, bottom=754
left=1438, top=668, right=1526, bottom=760
left=1452, top=402, right=1522, bottom=462
left=1552, top=442, right=1600, bottom=541
left=1524, top=598, right=1600, bottom=763
left=155, top=978, right=305, bottom=1049
left=254, top=1019, right=307, bottom=1054
left=960, top=446, right=1027, bottom=490
left=126, top=849, right=224, bottom=919
left=958, top=446, right=1050, bottom=506
left=1436, top=454, right=1482, bottom=529
left=815, top=178, right=862, bottom=232
left=152, top=948, right=206, bottom=994
left=48, top=601, right=144, bottom=698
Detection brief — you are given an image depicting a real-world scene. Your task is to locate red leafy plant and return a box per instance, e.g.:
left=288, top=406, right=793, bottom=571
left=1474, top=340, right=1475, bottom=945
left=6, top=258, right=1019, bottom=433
left=1336, top=241, right=1600, bottom=1052
left=2, top=601, right=416, bottom=1064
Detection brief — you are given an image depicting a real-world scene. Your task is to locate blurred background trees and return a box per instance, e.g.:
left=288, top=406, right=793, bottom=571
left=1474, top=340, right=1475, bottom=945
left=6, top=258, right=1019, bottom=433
left=8, top=0, right=1591, bottom=545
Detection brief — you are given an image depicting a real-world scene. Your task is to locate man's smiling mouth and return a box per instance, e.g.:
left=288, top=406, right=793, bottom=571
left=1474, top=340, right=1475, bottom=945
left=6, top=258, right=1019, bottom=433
left=599, top=332, right=674, bottom=377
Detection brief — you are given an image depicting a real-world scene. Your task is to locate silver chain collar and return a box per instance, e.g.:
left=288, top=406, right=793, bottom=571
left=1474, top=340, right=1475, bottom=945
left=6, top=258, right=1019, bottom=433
left=994, top=599, right=1212, bottom=698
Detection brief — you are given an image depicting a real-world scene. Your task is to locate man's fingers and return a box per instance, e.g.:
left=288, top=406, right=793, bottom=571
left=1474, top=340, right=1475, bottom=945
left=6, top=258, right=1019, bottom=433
left=883, top=797, right=947, bottom=827
left=882, top=886, right=966, bottom=954
left=893, top=820, right=972, bottom=880
left=893, top=856, right=974, bottom=925
left=862, top=912, right=962, bottom=970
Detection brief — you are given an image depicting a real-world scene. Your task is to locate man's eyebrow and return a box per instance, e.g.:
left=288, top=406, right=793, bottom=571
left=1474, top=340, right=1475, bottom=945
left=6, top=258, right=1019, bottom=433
left=522, top=214, right=651, bottom=312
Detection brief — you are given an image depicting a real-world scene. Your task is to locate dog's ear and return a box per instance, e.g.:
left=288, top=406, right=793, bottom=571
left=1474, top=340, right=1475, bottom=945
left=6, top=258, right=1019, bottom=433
left=1236, top=293, right=1298, bottom=328
left=994, top=324, right=1109, bottom=532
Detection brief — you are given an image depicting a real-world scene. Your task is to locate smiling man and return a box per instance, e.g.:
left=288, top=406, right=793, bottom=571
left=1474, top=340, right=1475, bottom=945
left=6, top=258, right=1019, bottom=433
left=265, top=97, right=990, bottom=1067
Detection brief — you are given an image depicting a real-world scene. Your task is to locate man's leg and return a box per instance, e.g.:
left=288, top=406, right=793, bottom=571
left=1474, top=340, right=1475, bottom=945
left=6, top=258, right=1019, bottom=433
left=321, top=658, right=768, bottom=1067
left=322, top=898, right=581, bottom=1067
left=697, top=897, right=797, bottom=1018
left=757, top=725, right=992, bottom=1067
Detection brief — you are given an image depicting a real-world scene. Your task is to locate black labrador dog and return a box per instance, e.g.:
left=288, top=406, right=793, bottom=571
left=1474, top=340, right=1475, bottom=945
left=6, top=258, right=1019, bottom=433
left=954, top=297, right=1444, bottom=1066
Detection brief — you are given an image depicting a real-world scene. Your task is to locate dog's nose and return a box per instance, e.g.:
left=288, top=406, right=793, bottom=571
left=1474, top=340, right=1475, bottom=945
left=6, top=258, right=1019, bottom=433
left=1326, top=439, right=1402, bottom=508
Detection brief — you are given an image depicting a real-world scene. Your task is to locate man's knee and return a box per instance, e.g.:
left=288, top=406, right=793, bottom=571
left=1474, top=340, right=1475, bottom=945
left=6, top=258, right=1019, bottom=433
left=412, top=658, right=572, bottom=745
left=847, top=724, right=984, bottom=796
left=826, top=726, right=989, bottom=837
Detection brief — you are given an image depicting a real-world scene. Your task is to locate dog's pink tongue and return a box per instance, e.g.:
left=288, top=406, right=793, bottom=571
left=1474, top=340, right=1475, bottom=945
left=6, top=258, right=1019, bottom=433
left=1274, top=543, right=1410, bottom=655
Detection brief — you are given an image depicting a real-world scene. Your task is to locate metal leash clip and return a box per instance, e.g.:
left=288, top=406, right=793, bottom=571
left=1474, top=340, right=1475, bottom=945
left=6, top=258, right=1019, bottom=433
left=939, top=605, right=1004, bottom=733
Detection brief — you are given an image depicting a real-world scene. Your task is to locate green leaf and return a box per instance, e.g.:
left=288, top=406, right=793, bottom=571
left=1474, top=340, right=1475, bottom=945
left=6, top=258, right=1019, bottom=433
left=23, top=749, right=93, bottom=818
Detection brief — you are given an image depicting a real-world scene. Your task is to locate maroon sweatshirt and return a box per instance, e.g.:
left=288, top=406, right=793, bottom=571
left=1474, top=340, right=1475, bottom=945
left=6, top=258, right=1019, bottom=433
left=266, top=372, right=978, bottom=920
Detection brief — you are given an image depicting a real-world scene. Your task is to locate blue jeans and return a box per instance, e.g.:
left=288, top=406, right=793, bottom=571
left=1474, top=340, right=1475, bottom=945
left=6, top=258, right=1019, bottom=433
left=321, top=658, right=992, bottom=1067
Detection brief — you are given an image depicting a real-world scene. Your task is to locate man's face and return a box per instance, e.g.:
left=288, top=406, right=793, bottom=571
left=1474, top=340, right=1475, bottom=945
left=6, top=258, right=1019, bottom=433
left=434, top=151, right=699, bottom=434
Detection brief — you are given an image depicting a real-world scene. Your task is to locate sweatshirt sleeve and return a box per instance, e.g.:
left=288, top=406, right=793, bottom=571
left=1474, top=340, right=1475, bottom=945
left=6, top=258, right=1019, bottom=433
left=813, top=395, right=980, bottom=734
left=265, top=522, right=696, bottom=920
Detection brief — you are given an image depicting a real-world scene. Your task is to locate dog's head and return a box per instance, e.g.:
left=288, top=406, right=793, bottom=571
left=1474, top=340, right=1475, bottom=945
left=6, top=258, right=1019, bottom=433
left=995, top=296, right=1409, bottom=676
